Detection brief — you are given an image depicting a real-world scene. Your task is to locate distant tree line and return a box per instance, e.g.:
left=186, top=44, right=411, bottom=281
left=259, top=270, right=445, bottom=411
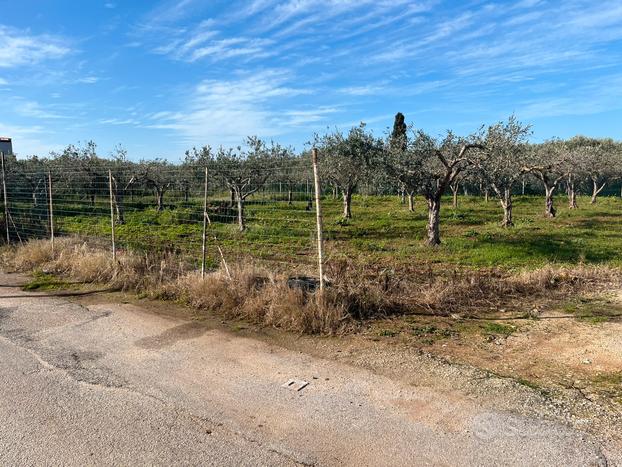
left=3, top=114, right=622, bottom=245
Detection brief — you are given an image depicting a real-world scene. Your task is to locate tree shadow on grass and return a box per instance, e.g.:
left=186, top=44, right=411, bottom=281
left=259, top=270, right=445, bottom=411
left=474, top=232, right=616, bottom=264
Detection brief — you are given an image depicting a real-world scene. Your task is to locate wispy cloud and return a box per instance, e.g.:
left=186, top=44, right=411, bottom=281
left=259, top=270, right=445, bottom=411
left=152, top=19, right=274, bottom=63
left=145, top=70, right=325, bottom=145
left=13, top=99, right=69, bottom=120
left=76, top=76, right=101, bottom=84
left=0, top=26, right=71, bottom=68
left=0, top=121, right=60, bottom=156
left=520, top=74, right=622, bottom=119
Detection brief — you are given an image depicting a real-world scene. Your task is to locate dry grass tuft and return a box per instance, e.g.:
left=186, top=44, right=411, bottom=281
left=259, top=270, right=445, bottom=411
left=166, top=267, right=348, bottom=334
left=325, top=259, right=622, bottom=317
left=2, top=237, right=621, bottom=333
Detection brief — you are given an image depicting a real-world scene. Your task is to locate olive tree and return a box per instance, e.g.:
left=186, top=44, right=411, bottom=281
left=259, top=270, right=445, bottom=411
left=269, top=143, right=302, bottom=205
left=51, top=141, right=107, bottom=206
left=213, top=137, right=273, bottom=231
left=108, top=145, right=139, bottom=224
left=385, top=129, right=481, bottom=245
left=383, top=129, right=421, bottom=213
left=474, top=116, right=532, bottom=227
left=135, top=159, right=176, bottom=211
left=576, top=137, right=620, bottom=204
left=525, top=140, right=567, bottom=218
left=315, top=123, right=381, bottom=219
left=13, top=156, right=48, bottom=207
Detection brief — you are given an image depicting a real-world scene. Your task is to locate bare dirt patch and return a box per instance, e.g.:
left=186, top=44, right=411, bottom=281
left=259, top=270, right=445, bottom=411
left=361, top=292, right=622, bottom=410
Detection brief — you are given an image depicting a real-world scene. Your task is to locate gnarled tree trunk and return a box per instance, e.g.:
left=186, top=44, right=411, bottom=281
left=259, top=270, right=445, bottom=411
left=590, top=179, right=606, bottom=204
left=567, top=176, right=578, bottom=209
left=500, top=188, right=513, bottom=227
left=115, top=191, right=125, bottom=224
left=407, top=191, right=415, bottom=212
left=451, top=183, right=459, bottom=209
left=544, top=186, right=556, bottom=218
left=230, top=187, right=236, bottom=208
left=236, top=193, right=245, bottom=231
left=155, top=188, right=165, bottom=211
left=342, top=187, right=352, bottom=219
left=426, top=196, right=441, bottom=246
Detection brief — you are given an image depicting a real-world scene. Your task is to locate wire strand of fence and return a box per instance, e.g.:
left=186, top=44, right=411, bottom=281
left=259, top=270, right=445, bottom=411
left=1, top=155, right=331, bottom=282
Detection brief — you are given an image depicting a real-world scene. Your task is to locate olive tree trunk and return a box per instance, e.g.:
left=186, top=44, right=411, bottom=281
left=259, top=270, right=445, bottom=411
left=499, top=188, right=513, bottom=227
left=568, top=176, right=578, bottom=209
left=426, top=196, right=441, bottom=246
left=155, top=189, right=164, bottom=211
left=544, top=186, right=556, bottom=218
left=451, top=184, right=459, bottom=209
left=407, top=192, right=415, bottom=212
left=342, top=187, right=353, bottom=219
left=230, top=187, right=236, bottom=208
left=590, top=179, right=606, bottom=204
left=115, top=191, right=125, bottom=224
left=236, top=194, right=245, bottom=231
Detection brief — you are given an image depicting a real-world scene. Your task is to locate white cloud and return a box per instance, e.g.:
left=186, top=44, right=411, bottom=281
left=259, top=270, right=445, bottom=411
left=100, top=117, right=141, bottom=126
left=76, top=76, right=100, bottom=84
left=152, top=17, right=274, bottom=63
left=13, top=100, right=68, bottom=120
left=145, top=70, right=324, bottom=146
left=0, top=121, right=60, bottom=156
left=0, top=26, right=71, bottom=68
left=520, top=74, right=622, bottom=118
left=339, top=85, right=385, bottom=96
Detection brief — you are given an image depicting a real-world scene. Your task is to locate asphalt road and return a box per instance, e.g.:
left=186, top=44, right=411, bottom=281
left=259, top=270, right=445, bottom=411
left=0, top=272, right=615, bottom=466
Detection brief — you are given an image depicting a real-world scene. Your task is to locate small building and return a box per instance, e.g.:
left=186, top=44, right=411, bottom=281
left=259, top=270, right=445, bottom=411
left=0, top=137, right=12, bottom=155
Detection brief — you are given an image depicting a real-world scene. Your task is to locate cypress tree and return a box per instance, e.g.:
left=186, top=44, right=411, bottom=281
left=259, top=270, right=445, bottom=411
left=390, top=112, right=407, bottom=151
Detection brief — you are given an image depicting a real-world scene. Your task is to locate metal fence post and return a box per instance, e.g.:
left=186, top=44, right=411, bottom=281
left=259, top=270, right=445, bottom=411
left=201, top=166, right=208, bottom=278
left=311, top=148, right=325, bottom=292
left=48, top=170, right=55, bottom=249
left=108, top=170, right=116, bottom=261
left=1, top=151, right=9, bottom=244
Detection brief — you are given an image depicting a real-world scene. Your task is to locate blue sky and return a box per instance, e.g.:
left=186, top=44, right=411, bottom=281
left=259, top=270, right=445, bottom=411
left=1, top=0, right=621, bottom=160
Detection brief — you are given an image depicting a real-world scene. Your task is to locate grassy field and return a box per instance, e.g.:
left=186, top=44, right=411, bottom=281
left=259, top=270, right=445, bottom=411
left=38, top=193, right=622, bottom=272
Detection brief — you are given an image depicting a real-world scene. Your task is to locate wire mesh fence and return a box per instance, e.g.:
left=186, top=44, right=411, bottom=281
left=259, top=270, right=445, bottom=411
left=0, top=151, right=327, bottom=284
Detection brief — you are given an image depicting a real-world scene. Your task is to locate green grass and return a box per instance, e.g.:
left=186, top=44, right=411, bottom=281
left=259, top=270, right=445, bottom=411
left=11, top=192, right=622, bottom=271
left=22, top=271, right=71, bottom=291
left=560, top=298, right=622, bottom=324
left=482, top=322, right=517, bottom=336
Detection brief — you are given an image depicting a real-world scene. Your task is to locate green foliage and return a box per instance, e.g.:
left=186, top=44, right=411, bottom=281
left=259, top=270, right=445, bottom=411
left=482, top=322, right=516, bottom=336
left=23, top=271, right=70, bottom=291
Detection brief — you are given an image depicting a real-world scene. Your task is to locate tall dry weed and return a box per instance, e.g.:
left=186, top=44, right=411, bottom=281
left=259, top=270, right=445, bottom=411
left=2, top=238, right=620, bottom=333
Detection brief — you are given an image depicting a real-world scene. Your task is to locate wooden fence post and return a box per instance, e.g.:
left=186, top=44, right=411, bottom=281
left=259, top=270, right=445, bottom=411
left=201, top=166, right=208, bottom=278
left=1, top=151, right=9, bottom=244
left=311, top=148, right=325, bottom=292
left=108, top=170, right=116, bottom=261
left=48, top=170, right=54, bottom=249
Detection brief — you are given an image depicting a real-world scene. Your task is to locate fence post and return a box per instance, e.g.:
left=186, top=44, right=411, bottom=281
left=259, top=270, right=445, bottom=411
left=48, top=170, right=54, bottom=249
left=311, top=148, right=325, bottom=292
left=108, top=170, right=116, bottom=261
left=1, top=151, right=9, bottom=244
left=201, top=166, right=208, bottom=279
